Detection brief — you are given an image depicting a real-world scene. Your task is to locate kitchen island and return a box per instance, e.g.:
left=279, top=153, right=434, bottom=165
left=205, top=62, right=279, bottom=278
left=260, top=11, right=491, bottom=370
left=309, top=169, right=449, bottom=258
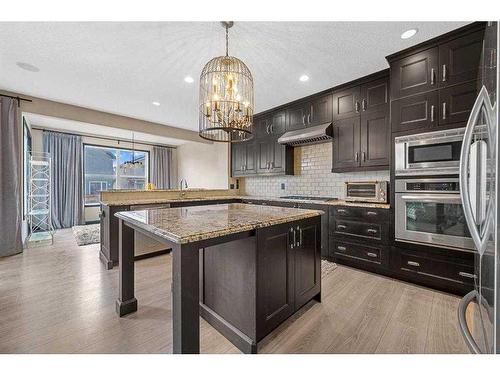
left=115, top=203, right=322, bottom=353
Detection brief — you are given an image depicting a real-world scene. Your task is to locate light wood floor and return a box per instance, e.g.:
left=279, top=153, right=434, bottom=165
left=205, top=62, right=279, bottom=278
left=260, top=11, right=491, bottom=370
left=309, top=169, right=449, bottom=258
left=0, top=229, right=469, bottom=354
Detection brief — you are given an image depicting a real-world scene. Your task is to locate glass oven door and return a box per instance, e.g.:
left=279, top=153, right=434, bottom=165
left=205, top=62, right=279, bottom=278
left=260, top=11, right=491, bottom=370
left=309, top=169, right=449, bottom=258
left=395, top=193, right=475, bottom=251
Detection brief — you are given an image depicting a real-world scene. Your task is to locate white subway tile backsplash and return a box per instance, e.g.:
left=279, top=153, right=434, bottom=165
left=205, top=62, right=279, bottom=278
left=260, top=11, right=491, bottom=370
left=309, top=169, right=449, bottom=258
left=241, top=142, right=389, bottom=198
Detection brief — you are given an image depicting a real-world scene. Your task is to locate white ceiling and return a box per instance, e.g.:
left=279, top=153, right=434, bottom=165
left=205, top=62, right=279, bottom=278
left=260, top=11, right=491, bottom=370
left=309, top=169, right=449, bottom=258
left=1, top=22, right=468, bottom=132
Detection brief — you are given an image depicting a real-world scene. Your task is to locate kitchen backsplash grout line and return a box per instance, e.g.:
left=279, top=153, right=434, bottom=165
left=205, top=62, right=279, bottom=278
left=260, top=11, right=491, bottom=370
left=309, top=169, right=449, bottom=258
left=241, top=142, right=390, bottom=198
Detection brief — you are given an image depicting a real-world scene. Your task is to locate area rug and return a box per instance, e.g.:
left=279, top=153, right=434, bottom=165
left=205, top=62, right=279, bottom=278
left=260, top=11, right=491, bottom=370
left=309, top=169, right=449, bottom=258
left=321, top=259, right=338, bottom=278
left=72, top=224, right=100, bottom=246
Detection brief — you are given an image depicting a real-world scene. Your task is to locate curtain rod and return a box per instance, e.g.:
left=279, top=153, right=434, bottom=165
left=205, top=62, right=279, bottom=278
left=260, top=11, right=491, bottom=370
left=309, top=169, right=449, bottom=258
left=31, top=126, right=177, bottom=149
left=0, top=94, right=33, bottom=107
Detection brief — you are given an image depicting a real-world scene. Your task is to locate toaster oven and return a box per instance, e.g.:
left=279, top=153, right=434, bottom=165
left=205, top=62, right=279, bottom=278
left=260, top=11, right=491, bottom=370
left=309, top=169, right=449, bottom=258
left=344, top=181, right=388, bottom=203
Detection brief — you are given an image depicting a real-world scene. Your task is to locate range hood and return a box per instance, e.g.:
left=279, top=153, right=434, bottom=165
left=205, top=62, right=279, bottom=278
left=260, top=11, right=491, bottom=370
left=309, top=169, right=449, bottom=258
left=277, top=122, right=333, bottom=146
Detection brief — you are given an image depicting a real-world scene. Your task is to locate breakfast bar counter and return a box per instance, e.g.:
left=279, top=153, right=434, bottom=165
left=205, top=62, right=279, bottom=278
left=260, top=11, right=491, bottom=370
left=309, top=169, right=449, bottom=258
left=115, top=203, right=323, bottom=353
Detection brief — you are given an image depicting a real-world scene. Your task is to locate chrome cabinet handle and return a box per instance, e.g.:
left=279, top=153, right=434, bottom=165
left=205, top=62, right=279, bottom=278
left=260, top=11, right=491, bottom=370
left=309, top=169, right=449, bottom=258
left=366, top=211, right=377, bottom=216
left=302, top=115, right=306, bottom=126
left=407, top=261, right=420, bottom=267
left=355, top=101, right=360, bottom=113
left=442, top=64, right=447, bottom=82
left=290, top=227, right=295, bottom=249
left=337, top=208, right=347, bottom=214
left=430, top=105, right=435, bottom=122
left=337, top=245, right=347, bottom=251
left=307, top=113, right=311, bottom=124
left=362, top=151, right=366, bottom=162
left=459, top=271, right=477, bottom=279
left=366, top=252, right=378, bottom=258
left=362, top=99, right=367, bottom=111
left=430, top=68, right=435, bottom=85
left=337, top=224, right=347, bottom=230
left=296, top=226, right=300, bottom=247
left=367, top=228, right=377, bottom=234
left=266, top=124, right=270, bottom=134
left=442, top=102, right=447, bottom=120
left=355, top=152, right=359, bottom=162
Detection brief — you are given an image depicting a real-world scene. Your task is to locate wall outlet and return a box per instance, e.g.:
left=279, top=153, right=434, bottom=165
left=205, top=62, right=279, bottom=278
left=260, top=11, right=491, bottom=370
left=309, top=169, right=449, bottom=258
left=280, top=182, right=286, bottom=190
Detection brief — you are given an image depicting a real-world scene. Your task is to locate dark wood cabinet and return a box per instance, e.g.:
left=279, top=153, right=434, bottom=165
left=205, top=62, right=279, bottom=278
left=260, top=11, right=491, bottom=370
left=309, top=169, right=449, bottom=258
left=333, top=86, right=361, bottom=120
left=360, top=109, right=390, bottom=167
left=287, top=102, right=309, bottom=131
left=332, top=116, right=360, bottom=171
left=391, top=91, right=439, bottom=133
left=256, top=138, right=293, bottom=175
left=231, top=141, right=256, bottom=177
left=310, top=93, right=333, bottom=125
left=360, top=77, right=389, bottom=113
left=438, top=80, right=478, bottom=127
left=270, top=110, right=287, bottom=136
left=439, top=29, right=484, bottom=88
left=254, top=115, right=271, bottom=139
left=390, top=47, right=439, bottom=99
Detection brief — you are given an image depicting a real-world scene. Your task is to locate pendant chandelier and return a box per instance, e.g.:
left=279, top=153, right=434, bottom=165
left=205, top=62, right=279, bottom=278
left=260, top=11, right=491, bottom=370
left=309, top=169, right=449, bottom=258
left=199, top=21, right=254, bottom=142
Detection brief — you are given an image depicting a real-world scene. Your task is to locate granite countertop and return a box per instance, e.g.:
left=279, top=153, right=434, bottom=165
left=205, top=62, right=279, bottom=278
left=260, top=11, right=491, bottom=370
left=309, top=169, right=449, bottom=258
left=102, top=196, right=240, bottom=206
left=115, top=203, right=323, bottom=244
left=243, top=196, right=391, bottom=209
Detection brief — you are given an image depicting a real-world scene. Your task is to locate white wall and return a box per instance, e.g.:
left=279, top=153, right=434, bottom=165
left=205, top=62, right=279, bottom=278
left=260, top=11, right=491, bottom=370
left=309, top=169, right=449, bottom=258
left=176, top=142, right=229, bottom=189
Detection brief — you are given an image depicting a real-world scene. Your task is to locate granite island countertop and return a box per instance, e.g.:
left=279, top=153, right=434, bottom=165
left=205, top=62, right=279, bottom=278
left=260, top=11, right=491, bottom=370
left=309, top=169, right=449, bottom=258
left=115, top=203, right=323, bottom=244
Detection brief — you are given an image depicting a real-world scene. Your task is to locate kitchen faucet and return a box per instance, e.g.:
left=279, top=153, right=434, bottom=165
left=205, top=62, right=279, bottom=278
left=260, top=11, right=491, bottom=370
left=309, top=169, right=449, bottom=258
left=179, top=179, right=188, bottom=191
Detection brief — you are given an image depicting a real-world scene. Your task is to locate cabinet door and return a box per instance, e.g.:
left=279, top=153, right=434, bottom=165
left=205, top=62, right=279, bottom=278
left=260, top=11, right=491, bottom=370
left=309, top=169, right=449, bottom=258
left=390, top=47, right=438, bottom=99
left=287, top=102, right=309, bottom=131
left=360, top=77, right=389, bottom=113
left=333, top=86, right=361, bottom=120
left=332, top=116, right=360, bottom=171
left=257, top=140, right=271, bottom=173
left=270, top=110, right=287, bottom=136
left=231, top=143, right=245, bottom=176
left=310, top=93, right=333, bottom=125
left=256, top=224, right=295, bottom=339
left=255, top=115, right=271, bottom=139
left=270, top=141, right=284, bottom=172
left=360, top=109, right=390, bottom=167
left=438, top=80, right=478, bottom=127
left=294, top=221, right=321, bottom=310
left=391, top=91, right=439, bottom=133
left=244, top=141, right=257, bottom=174
left=439, top=29, right=484, bottom=88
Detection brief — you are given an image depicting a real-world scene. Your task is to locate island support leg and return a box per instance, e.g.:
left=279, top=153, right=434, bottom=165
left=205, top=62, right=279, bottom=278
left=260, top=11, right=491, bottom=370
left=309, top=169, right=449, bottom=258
left=116, top=220, right=137, bottom=316
left=172, top=242, right=200, bottom=354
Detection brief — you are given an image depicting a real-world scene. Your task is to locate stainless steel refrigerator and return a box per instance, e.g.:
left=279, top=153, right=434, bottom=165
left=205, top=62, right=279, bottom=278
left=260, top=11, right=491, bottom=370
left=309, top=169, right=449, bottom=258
left=458, top=21, right=499, bottom=354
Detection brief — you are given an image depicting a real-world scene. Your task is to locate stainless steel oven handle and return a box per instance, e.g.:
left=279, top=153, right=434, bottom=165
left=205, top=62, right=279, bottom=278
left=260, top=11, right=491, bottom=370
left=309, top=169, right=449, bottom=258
left=400, top=194, right=462, bottom=203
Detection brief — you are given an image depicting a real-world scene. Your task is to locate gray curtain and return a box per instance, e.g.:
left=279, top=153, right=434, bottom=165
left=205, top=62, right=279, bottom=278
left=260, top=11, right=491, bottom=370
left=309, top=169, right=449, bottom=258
left=43, top=131, right=84, bottom=229
left=0, top=97, right=23, bottom=257
left=151, top=146, right=173, bottom=189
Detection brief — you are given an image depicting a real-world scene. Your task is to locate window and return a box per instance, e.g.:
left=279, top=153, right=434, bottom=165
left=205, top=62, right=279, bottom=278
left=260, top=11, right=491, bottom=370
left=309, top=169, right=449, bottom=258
left=84, top=145, right=149, bottom=205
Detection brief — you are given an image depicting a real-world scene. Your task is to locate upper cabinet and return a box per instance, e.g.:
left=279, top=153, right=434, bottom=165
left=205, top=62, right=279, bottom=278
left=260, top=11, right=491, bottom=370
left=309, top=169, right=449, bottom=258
left=332, top=72, right=390, bottom=172
left=388, top=22, right=486, bottom=134
left=287, top=93, right=333, bottom=130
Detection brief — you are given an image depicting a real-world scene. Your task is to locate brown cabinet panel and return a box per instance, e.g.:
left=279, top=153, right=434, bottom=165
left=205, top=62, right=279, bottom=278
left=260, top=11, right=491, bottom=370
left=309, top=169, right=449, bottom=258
left=254, top=115, right=271, bottom=139
left=270, top=110, right=287, bottom=136
left=231, top=141, right=256, bottom=177
left=332, top=240, right=385, bottom=266
left=294, top=222, right=321, bottom=310
left=332, top=116, right=360, bottom=171
left=287, top=103, right=309, bottom=131
left=360, top=109, right=390, bottom=167
left=257, top=140, right=271, bottom=173
left=439, top=29, right=484, bottom=87
left=333, top=218, right=383, bottom=241
left=330, top=206, right=390, bottom=223
left=271, top=142, right=284, bottom=171
left=438, top=80, right=478, bottom=127
left=310, top=93, right=333, bottom=125
left=391, top=47, right=438, bottom=99
left=333, top=86, right=361, bottom=120
left=391, top=91, right=439, bottom=133
left=360, top=77, right=389, bottom=113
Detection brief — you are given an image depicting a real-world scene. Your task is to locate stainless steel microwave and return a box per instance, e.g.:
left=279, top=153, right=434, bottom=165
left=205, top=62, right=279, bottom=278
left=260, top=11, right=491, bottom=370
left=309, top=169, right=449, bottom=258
left=395, top=127, right=466, bottom=176
left=344, top=181, right=388, bottom=203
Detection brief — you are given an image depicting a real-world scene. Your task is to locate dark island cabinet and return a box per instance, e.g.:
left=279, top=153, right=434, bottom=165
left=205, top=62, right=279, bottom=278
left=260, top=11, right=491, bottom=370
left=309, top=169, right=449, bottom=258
left=256, top=217, right=321, bottom=340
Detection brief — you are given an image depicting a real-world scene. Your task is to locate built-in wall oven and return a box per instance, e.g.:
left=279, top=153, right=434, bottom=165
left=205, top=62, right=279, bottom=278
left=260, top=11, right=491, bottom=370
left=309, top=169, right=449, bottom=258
left=395, top=178, right=474, bottom=251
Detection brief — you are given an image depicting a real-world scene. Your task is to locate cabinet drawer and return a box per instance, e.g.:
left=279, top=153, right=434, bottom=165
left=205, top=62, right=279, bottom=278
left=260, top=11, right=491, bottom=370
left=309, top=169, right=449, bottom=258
left=394, top=249, right=476, bottom=285
left=331, top=240, right=386, bottom=266
left=330, top=206, right=389, bottom=223
left=332, top=219, right=382, bottom=241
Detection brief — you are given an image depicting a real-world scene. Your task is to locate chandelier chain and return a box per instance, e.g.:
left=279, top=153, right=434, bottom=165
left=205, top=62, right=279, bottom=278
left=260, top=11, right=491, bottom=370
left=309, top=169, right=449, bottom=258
left=225, top=24, right=229, bottom=56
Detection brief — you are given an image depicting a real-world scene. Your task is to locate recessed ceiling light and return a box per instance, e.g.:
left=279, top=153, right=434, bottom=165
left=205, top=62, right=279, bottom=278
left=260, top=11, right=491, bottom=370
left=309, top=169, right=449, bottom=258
left=299, top=74, right=309, bottom=82
left=16, top=62, right=40, bottom=72
left=152, top=101, right=161, bottom=106
left=184, top=76, right=194, bottom=83
left=401, top=28, right=418, bottom=40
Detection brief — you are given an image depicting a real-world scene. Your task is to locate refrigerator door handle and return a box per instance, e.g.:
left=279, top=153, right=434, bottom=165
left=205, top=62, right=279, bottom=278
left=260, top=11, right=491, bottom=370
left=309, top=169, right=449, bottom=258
left=458, top=290, right=482, bottom=354
left=459, top=85, right=496, bottom=256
